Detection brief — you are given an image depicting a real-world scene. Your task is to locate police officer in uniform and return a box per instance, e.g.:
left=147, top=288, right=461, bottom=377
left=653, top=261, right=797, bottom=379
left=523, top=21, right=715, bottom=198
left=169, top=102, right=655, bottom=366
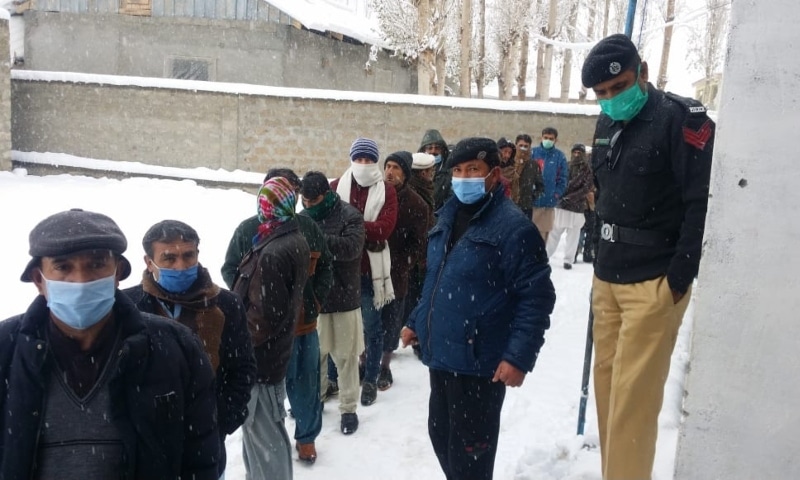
left=581, top=34, right=715, bottom=480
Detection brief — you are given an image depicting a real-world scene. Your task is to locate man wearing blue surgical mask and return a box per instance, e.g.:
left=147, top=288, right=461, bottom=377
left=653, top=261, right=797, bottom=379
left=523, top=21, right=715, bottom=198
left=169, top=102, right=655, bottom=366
left=582, top=34, right=715, bottom=480
left=401, top=138, right=555, bottom=480
left=124, top=219, right=256, bottom=479
left=0, top=209, right=220, bottom=479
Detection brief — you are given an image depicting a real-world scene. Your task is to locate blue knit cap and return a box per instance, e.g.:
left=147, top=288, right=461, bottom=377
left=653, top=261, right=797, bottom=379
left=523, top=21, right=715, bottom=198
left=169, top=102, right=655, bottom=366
left=349, top=138, right=380, bottom=163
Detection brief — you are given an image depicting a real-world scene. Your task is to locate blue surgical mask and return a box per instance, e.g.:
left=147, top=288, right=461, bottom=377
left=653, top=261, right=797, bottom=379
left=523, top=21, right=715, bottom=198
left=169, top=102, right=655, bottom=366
left=598, top=65, right=649, bottom=122
left=44, top=274, right=116, bottom=330
left=451, top=173, right=490, bottom=204
left=542, top=139, right=555, bottom=149
left=152, top=263, right=199, bottom=293
left=433, top=154, right=443, bottom=165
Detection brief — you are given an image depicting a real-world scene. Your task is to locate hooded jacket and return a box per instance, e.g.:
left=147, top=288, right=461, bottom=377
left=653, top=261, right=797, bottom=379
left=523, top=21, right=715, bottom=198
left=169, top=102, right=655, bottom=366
left=418, top=129, right=452, bottom=210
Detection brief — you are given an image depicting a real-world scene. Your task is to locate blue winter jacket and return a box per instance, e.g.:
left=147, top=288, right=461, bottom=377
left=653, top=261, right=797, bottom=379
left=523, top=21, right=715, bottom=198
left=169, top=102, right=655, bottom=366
left=531, top=145, right=569, bottom=208
left=407, top=186, right=556, bottom=377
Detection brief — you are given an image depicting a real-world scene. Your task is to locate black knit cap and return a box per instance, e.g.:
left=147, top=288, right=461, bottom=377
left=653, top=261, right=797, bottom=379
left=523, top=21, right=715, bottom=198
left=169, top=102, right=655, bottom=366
left=385, top=151, right=413, bottom=184
left=21, top=208, right=131, bottom=282
left=581, top=34, right=641, bottom=88
left=447, top=137, right=499, bottom=169
left=300, top=171, right=331, bottom=199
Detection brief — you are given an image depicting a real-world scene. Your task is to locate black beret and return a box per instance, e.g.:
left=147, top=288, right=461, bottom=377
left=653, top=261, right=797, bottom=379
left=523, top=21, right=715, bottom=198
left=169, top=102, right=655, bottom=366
left=581, top=34, right=641, bottom=88
left=446, top=137, right=499, bottom=169
left=22, top=209, right=131, bottom=282
left=300, top=171, right=331, bottom=199
left=385, top=151, right=413, bottom=185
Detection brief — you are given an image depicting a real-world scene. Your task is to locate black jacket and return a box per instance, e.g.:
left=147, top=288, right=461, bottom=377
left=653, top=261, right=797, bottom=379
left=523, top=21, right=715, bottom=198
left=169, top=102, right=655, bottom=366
left=232, top=219, right=310, bottom=384
left=0, top=292, right=220, bottom=480
left=302, top=199, right=365, bottom=314
left=590, top=84, right=715, bottom=294
left=122, top=283, right=256, bottom=436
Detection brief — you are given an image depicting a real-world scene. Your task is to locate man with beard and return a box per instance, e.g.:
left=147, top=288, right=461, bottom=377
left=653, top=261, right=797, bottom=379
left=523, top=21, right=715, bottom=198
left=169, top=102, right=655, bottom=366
left=124, top=220, right=256, bottom=478
left=545, top=144, right=594, bottom=269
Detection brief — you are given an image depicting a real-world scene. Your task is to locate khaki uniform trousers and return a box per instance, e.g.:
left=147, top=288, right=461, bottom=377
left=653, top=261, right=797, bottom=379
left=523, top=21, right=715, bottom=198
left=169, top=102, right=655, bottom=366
left=318, top=308, right=364, bottom=414
left=592, top=275, right=691, bottom=480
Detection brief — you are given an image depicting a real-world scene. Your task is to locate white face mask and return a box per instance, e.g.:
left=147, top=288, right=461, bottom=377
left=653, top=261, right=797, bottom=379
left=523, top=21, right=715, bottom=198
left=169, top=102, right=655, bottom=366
left=351, top=162, right=383, bottom=187
left=44, top=273, right=117, bottom=330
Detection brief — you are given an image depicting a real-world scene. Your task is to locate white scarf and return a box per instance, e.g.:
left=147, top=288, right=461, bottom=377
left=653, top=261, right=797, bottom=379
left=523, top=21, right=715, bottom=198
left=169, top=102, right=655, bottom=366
left=337, top=165, right=395, bottom=309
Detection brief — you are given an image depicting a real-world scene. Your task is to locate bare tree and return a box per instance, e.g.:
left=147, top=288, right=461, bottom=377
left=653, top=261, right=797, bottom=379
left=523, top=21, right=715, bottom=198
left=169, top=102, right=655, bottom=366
left=534, top=0, right=558, bottom=101
left=475, top=0, right=486, bottom=98
left=559, top=0, right=580, bottom=101
left=656, top=0, right=676, bottom=90
left=459, top=0, right=473, bottom=96
left=687, top=0, right=730, bottom=106
left=517, top=29, right=530, bottom=100
left=579, top=0, right=601, bottom=101
left=370, top=0, right=455, bottom=95
left=491, top=0, right=530, bottom=100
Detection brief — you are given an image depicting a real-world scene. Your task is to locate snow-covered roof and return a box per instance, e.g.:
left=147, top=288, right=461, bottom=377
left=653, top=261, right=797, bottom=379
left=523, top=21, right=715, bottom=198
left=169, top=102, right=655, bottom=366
left=265, top=0, right=385, bottom=47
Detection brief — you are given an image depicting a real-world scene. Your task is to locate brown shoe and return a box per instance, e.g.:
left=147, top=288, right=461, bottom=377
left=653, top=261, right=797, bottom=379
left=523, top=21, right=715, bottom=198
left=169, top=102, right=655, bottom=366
left=296, top=442, right=317, bottom=464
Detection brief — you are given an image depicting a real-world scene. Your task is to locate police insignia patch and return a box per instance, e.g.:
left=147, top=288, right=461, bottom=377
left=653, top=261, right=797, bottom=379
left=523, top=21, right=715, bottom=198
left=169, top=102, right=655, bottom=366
left=683, top=119, right=713, bottom=150
left=609, top=62, right=621, bottom=74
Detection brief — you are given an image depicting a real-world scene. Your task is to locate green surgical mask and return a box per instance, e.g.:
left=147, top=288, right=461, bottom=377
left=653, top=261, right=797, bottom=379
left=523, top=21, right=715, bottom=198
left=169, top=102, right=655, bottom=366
left=542, top=139, right=555, bottom=149
left=598, top=66, right=649, bottom=122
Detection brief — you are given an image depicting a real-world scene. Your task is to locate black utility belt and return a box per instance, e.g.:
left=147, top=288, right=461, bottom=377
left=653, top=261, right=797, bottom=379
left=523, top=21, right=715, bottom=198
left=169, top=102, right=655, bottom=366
left=600, top=223, right=677, bottom=248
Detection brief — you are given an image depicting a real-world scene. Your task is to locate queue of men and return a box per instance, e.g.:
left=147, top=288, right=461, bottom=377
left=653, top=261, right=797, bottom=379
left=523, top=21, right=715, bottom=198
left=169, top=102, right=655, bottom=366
left=0, top=32, right=713, bottom=480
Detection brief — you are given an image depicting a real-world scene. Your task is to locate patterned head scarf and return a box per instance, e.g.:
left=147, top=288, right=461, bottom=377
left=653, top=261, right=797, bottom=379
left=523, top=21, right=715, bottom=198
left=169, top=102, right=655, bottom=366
left=254, top=177, right=296, bottom=244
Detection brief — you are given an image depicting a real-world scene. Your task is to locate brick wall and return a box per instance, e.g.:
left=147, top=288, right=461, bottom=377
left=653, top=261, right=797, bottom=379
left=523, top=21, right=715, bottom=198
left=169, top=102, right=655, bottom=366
left=11, top=75, right=599, bottom=180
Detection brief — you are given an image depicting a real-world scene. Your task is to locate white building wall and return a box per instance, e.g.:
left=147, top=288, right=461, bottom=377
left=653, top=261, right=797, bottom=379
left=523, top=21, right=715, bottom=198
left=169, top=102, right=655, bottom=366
left=674, top=0, right=800, bottom=478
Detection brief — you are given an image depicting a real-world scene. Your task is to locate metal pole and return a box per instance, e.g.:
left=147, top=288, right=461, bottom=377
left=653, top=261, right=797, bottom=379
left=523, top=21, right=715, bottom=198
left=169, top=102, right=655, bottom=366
left=577, top=297, right=594, bottom=436
left=624, top=0, right=638, bottom=38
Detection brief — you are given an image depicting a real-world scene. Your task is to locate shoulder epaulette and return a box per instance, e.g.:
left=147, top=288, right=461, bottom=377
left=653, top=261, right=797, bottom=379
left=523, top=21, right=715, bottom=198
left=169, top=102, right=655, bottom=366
left=666, top=92, right=714, bottom=150
left=665, top=91, right=707, bottom=116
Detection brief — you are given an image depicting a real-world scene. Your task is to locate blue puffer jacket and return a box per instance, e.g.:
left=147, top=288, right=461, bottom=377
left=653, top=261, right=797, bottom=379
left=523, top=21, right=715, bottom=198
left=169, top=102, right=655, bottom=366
left=532, top=145, right=569, bottom=208
left=407, top=186, right=556, bottom=377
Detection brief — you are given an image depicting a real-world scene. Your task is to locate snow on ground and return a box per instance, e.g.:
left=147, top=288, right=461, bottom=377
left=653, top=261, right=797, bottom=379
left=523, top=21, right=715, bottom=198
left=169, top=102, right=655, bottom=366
left=0, top=168, right=692, bottom=480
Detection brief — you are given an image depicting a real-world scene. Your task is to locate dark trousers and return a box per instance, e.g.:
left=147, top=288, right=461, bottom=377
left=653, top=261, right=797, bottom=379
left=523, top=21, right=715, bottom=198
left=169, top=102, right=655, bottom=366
left=428, top=369, right=506, bottom=480
left=381, top=296, right=406, bottom=353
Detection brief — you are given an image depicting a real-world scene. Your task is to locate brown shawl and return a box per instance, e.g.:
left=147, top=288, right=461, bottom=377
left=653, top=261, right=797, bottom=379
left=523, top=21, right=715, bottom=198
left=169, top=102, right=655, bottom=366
left=141, top=266, right=225, bottom=372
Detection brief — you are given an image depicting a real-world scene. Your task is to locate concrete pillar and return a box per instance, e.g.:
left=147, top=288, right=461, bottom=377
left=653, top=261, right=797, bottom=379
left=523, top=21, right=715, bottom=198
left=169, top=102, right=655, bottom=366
left=0, top=17, right=10, bottom=171
left=674, top=1, right=800, bottom=478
